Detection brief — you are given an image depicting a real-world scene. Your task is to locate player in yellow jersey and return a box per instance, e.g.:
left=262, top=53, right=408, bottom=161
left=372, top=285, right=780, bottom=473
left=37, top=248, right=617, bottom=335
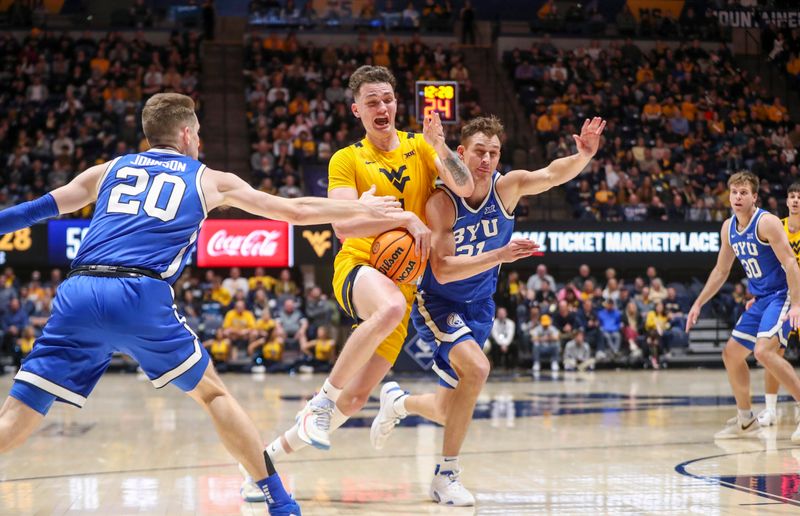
left=251, top=65, right=473, bottom=476
left=752, top=182, right=800, bottom=427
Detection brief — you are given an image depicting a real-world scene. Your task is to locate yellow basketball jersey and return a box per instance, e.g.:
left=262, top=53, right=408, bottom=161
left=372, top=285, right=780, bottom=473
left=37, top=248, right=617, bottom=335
left=328, top=130, right=438, bottom=259
left=782, top=217, right=800, bottom=265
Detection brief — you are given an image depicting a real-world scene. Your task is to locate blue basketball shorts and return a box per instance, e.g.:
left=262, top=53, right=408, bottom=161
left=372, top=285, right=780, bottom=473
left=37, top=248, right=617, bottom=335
left=410, top=292, right=495, bottom=389
left=10, top=275, right=210, bottom=415
left=731, top=290, right=791, bottom=351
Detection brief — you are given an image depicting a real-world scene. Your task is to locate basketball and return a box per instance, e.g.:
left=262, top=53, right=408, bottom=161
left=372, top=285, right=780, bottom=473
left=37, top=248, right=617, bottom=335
left=370, top=229, right=426, bottom=284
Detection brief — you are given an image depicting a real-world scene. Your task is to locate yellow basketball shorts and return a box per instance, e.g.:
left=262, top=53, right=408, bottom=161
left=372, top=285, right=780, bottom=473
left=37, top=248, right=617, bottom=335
left=332, top=251, right=416, bottom=364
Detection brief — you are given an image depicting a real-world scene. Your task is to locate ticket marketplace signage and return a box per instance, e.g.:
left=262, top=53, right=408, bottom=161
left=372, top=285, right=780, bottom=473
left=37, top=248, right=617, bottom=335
left=511, top=222, right=721, bottom=269
left=197, top=219, right=293, bottom=268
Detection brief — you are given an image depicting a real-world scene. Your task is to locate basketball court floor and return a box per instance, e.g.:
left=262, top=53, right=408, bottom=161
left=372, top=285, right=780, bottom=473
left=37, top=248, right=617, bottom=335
left=2, top=368, right=800, bottom=515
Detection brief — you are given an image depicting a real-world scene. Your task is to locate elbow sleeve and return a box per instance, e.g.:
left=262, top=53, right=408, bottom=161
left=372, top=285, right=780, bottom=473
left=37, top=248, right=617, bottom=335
left=0, top=194, right=59, bottom=235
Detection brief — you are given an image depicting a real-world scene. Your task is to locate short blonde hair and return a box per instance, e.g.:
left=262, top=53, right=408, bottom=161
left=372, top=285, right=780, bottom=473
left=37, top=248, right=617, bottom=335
left=141, top=93, right=196, bottom=146
left=461, top=115, right=505, bottom=146
left=727, top=171, right=759, bottom=194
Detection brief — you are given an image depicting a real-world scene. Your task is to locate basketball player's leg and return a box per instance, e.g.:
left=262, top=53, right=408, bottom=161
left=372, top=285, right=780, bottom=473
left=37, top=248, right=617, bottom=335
left=760, top=347, right=784, bottom=426
left=440, top=341, right=490, bottom=455
left=722, top=338, right=753, bottom=408
left=299, top=266, right=408, bottom=449
left=329, top=268, right=407, bottom=387
left=187, top=362, right=267, bottom=476
left=714, top=336, right=760, bottom=439
left=275, top=354, right=394, bottom=457
left=126, top=280, right=299, bottom=513
left=0, top=395, right=46, bottom=453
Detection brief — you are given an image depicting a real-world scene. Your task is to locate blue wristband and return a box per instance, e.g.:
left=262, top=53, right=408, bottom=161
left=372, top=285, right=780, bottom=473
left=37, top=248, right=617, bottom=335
left=0, top=194, right=60, bottom=235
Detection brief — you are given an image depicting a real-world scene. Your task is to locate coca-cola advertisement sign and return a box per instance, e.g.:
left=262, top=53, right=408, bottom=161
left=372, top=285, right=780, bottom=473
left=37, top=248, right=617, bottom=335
left=197, top=220, right=293, bottom=267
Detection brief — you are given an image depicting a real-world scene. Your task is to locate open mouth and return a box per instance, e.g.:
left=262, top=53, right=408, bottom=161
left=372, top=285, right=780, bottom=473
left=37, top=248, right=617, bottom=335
left=374, top=117, right=390, bottom=129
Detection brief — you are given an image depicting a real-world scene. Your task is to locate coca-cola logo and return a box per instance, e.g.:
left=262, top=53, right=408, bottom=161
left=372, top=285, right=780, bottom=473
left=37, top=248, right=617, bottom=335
left=197, top=220, right=292, bottom=267
left=207, top=229, right=281, bottom=257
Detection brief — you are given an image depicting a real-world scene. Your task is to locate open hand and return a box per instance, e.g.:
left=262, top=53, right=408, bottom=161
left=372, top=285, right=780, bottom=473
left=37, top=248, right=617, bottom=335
left=573, top=117, right=607, bottom=159
left=685, top=304, right=701, bottom=332
left=423, top=111, right=445, bottom=149
left=499, top=239, right=540, bottom=263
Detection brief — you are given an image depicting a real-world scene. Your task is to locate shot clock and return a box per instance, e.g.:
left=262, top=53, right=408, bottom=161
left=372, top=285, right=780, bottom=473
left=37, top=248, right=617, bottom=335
left=415, top=81, right=459, bottom=124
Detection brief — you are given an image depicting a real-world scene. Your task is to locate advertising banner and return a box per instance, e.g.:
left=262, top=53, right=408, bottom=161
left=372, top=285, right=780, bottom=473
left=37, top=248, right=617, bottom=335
left=197, top=219, right=293, bottom=268
left=293, top=224, right=339, bottom=264
left=511, top=221, right=721, bottom=269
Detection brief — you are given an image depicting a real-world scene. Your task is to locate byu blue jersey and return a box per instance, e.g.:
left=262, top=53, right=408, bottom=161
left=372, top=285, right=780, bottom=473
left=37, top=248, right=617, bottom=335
left=73, top=148, right=207, bottom=284
left=418, top=173, right=515, bottom=302
left=728, top=208, right=787, bottom=297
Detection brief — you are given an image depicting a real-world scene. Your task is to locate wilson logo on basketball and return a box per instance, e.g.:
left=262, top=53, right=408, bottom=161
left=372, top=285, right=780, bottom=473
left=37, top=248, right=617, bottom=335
left=378, top=246, right=406, bottom=274
left=369, top=228, right=426, bottom=284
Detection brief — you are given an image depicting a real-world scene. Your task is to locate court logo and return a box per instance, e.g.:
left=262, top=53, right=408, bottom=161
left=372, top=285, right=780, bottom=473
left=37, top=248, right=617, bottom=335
left=404, top=335, right=435, bottom=370
left=302, top=230, right=332, bottom=258
left=379, top=165, right=410, bottom=192
left=447, top=313, right=465, bottom=328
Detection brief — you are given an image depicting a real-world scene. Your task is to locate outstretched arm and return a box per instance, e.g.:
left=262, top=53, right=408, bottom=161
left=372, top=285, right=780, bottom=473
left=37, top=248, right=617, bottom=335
left=427, top=190, right=539, bottom=284
left=202, top=170, right=401, bottom=226
left=0, top=162, right=106, bottom=235
left=497, top=117, right=606, bottom=209
left=761, top=214, right=800, bottom=328
left=424, top=112, right=474, bottom=197
left=686, top=220, right=736, bottom=331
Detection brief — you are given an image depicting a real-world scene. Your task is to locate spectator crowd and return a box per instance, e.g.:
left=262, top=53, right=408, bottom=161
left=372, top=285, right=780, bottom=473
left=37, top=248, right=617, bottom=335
left=506, top=37, right=799, bottom=222
left=0, top=30, right=202, bottom=213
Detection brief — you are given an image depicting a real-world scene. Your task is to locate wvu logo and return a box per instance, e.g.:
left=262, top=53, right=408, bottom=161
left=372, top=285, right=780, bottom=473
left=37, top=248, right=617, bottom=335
left=791, top=239, right=800, bottom=256
left=379, top=165, right=410, bottom=193
left=302, top=230, right=332, bottom=258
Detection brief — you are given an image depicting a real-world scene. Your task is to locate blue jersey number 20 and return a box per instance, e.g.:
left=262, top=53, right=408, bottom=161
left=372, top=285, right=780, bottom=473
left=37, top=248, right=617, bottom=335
left=107, top=167, right=186, bottom=222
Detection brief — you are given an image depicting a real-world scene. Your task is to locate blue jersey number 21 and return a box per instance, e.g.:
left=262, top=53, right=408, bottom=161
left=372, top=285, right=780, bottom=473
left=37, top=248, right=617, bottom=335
left=107, top=167, right=186, bottom=222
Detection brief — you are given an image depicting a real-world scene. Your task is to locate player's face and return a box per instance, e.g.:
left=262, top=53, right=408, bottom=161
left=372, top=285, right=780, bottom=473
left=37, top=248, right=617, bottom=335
left=459, top=133, right=501, bottom=179
left=729, top=183, right=757, bottom=213
left=788, top=191, right=800, bottom=215
left=352, top=83, right=397, bottom=137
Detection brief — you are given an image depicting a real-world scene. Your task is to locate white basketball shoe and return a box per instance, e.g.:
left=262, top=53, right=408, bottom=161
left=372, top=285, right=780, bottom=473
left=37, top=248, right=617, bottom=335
left=757, top=408, right=777, bottom=427
left=430, top=466, right=475, bottom=506
left=715, top=415, right=761, bottom=439
left=239, top=463, right=266, bottom=503
left=296, top=395, right=335, bottom=450
left=370, top=381, right=408, bottom=450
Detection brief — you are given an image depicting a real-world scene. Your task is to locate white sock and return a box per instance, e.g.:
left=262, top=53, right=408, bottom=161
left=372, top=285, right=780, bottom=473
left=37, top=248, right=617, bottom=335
left=765, top=393, right=778, bottom=412
left=281, top=405, right=350, bottom=453
left=439, top=455, right=459, bottom=473
left=394, top=393, right=409, bottom=417
left=738, top=408, right=754, bottom=423
left=321, top=378, right=343, bottom=403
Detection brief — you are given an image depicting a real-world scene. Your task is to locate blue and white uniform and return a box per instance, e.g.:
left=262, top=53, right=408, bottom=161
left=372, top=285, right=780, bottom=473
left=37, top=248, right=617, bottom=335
left=410, top=173, right=514, bottom=388
left=12, top=148, right=211, bottom=414
left=729, top=208, right=791, bottom=350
